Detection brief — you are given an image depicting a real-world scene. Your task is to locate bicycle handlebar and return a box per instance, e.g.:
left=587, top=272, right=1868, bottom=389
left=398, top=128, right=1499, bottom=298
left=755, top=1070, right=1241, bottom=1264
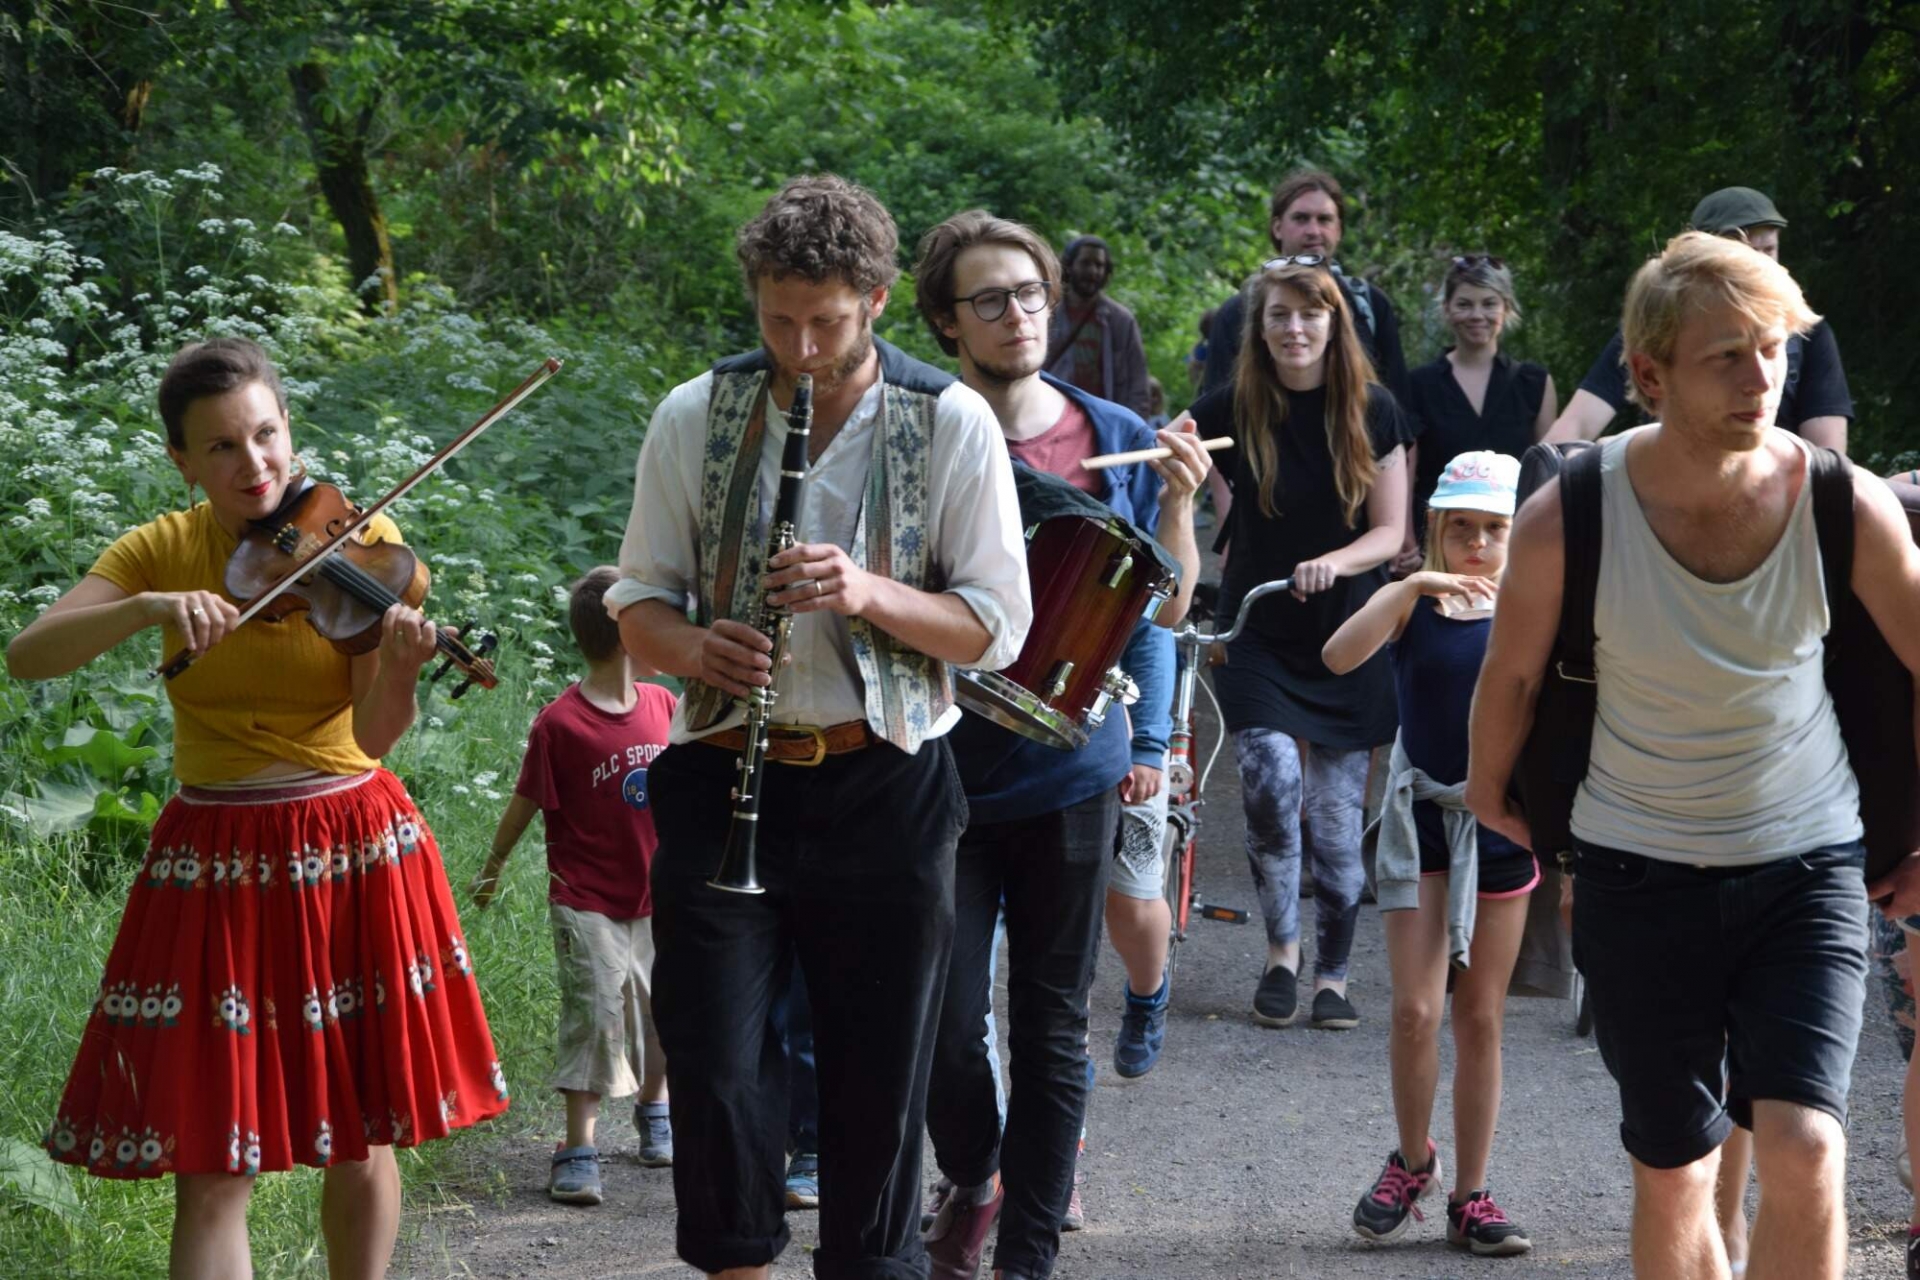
left=1178, top=578, right=1292, bottom=649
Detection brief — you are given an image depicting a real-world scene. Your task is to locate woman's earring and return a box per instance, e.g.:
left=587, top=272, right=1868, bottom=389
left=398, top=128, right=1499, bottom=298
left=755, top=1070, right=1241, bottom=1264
left=289, top=454, right=308, bottom=482
left=184, top=479, right=197, bottom=510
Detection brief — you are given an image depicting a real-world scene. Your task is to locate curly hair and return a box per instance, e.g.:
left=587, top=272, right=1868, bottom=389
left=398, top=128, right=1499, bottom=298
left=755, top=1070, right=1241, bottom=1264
left=736, top=174, right=900, bottom=297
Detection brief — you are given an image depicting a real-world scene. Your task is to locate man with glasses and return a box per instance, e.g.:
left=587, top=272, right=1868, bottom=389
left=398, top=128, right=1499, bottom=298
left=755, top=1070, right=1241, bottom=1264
left=1546, top=186, right=1853, bottom=454
left=1044, top=234, right=1154, bottom=419
left=1201, top=169, right=1410, bottom=407
left=911, top=209, right=1209, bottom=1280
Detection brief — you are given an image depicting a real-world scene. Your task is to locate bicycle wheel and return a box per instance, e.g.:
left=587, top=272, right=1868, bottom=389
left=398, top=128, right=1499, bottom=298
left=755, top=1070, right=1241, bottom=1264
left=1162, top=819, right=1193, bottom=978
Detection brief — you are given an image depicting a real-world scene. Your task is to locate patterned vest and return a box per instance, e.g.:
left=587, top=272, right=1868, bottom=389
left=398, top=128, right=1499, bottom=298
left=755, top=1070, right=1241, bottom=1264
left=679, top=340, right=957, bottom=754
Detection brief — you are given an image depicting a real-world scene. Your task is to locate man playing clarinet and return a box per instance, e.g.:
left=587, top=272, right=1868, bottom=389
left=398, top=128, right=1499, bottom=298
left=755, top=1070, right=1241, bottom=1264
left=909, top=210, right=1209, bottom=1280
left=609, top=175, right=1030, bottom=1280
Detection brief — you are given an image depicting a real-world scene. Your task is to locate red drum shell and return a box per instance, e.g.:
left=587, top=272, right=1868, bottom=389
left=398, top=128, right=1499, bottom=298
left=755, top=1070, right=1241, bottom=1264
left=956, top=514, right=1174, bottom=750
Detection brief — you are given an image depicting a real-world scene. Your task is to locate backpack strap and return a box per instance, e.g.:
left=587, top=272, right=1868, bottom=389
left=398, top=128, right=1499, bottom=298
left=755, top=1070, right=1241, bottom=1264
left=1556, top=444, right=1604, bottom=682
left=1808, top=445, right=1854, bottom=628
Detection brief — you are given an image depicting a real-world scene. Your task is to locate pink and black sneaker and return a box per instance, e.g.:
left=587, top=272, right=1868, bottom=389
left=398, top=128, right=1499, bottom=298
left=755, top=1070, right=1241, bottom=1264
left=1446, top=1189, right=1532, bottom=1257
left=1352, top=1140, right=1442, bottom=1243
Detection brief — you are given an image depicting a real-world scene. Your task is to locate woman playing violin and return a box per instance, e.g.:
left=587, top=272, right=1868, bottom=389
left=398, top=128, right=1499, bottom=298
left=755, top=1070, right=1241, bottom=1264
left=6, top=337, right=505, bottom=1278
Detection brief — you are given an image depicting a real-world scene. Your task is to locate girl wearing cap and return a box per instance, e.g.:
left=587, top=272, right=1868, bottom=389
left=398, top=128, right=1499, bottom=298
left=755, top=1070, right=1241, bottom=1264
left=1324, top=450, right=1535, bottom=1258
left=1403, top=257, right=1555, bottom=547
left=1182, top=260, right=1411, bottom=1033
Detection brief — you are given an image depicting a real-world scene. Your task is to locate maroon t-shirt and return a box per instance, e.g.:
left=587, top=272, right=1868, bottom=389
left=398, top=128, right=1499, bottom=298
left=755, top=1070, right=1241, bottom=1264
left=515, top=681, right=677, bottom=919
left=1006, top=399, right=1102, bottom=494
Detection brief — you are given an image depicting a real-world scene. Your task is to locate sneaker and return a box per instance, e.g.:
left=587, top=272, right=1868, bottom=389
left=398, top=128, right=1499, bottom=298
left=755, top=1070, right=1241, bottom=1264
left=548, top=1144, right=603, bottom=1206
left=635, top=1101, right=672, bottom=1167
left=1447, top=1189, right=1532, bottom=1257
left=923, top=1176, right=1002, bottom=1280
left=1114, top=971, right=1170, bottom=1078
left=1252, top=965, right=1298, bottom=1027
left=922, top=1175, right=954, bottom=1232
left=1352, top=1141, right=1441, bottom=1243
left=1310, top=987, right=1359, bottom=1030
left=785, top=1152, right=820, bottom=1210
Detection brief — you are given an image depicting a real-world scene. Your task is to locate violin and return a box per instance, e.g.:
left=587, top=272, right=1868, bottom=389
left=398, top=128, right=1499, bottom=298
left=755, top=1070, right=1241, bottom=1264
left=157, top=357, right=563, bottom=689
left=167, top=477, right=499, bottom=695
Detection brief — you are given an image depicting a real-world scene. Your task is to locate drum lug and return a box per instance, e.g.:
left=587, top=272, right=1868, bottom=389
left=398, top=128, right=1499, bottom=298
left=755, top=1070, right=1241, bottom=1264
left=1102, top=666, right=1139, bottom=706
left=1103, top=550, right=1134, bottom=588
left=1142, top=585, right=1172, bottom=620
left=1044, top=660, right=1076, bottom=699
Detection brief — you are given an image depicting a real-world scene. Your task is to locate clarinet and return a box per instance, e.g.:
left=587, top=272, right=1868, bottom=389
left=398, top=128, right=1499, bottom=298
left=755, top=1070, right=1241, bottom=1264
left=709, top=374, right=812, bottom=894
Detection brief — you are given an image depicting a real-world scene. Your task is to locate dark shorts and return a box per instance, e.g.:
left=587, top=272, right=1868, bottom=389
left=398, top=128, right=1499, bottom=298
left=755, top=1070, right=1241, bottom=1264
left=1571, top=838, right=1869, bottom=1170
left=1418, top=845, right=1541, bottom=897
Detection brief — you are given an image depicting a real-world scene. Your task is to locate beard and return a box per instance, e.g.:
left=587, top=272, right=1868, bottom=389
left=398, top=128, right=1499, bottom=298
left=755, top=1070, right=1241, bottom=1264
left=959, top=334, right=1045, bottom=389
left=767, top=317, right=875, bottom=398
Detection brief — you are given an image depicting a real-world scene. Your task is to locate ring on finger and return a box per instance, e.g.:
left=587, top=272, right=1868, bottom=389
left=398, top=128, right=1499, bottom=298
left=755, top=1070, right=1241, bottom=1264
left=191, top=606, right=206, bottom=618
left=811, top=578, right=824, bottom=596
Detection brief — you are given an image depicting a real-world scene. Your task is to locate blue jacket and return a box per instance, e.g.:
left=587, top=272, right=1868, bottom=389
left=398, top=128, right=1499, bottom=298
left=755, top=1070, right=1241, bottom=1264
left=950, top=379, right=1180, bottom=825
left=1045, top=375, right=1176, bottom=770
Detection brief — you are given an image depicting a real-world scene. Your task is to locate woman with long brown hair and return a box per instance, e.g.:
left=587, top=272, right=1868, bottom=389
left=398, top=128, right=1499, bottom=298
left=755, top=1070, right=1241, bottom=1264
left=1186, top=260, right=1410, bottom=1031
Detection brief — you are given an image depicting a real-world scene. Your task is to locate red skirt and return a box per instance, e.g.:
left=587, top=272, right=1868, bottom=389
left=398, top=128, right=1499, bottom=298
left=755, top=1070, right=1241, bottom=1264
left=44, top=769, right=508, bottom=1179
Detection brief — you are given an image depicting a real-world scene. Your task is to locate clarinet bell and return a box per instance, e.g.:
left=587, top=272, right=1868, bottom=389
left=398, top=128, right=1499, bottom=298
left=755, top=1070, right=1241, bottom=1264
left=707, top=819, right=766, bottom=895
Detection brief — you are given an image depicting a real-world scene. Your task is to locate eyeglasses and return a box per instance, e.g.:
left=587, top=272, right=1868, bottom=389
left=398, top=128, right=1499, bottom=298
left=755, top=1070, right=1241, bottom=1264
left=1262, top=255, right=1328, bottom=270
left=1451, top=255, right=1507, bottom=269
left=956, top=280, right=1053, bottom=322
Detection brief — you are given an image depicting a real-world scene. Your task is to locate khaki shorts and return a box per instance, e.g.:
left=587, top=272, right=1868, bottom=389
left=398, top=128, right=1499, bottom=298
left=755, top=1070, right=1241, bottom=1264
left=549, top=903, right=663, bottom=1099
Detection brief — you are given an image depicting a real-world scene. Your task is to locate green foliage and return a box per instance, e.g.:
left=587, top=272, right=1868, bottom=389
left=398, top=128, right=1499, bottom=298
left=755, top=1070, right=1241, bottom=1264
left=1016, top=0, right=1920, bottom=461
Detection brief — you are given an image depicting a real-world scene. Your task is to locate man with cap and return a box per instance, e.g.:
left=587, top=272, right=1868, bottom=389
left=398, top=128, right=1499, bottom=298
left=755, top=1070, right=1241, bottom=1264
left=1546, top=187, right=1853, bottom=453
left=1044, top=235, right=1153, bottom=419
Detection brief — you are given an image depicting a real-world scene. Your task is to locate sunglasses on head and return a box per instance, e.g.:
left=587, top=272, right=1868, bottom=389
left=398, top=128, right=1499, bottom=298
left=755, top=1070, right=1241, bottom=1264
left=1262, top=254, right=1328, bottom=270
left=1451, top=254, right=1507, bottom=270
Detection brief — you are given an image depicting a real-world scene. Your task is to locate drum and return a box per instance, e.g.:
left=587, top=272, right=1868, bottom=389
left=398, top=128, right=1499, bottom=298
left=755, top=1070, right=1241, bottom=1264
left=957, top=514, right=1175, bottom=750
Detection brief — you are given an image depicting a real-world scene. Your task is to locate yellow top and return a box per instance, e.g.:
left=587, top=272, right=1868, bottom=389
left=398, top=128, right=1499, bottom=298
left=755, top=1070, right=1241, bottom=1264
left=88, top=502, right=407, bottom=784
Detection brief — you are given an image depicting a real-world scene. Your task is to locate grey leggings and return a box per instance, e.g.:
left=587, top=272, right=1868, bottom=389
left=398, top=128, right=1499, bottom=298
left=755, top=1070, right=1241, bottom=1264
left=1231, top=728, right=1370, bottom=981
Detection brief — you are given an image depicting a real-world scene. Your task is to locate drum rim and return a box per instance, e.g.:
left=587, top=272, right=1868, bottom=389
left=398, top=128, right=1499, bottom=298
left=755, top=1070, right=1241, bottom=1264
left=954, top=669, right=1089, bottom=751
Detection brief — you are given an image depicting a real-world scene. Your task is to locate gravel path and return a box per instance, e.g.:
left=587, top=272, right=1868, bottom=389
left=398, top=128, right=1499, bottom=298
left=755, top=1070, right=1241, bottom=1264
left=409, top=670, right=1913, bottom=1279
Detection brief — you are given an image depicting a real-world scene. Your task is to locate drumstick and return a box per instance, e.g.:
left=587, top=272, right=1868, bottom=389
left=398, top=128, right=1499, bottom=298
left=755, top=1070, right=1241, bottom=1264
left=1080, top=435, right=1234, bottom=472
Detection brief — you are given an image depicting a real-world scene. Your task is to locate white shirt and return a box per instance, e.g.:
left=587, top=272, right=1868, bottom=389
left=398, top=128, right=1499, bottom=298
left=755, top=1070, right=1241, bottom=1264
left=607, top=368, right=1030, bottom=744
left=1570, top=428, right=1861, bottom=863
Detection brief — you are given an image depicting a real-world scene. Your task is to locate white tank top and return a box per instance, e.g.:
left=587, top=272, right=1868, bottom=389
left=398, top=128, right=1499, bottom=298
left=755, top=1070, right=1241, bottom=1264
left=1569, top=427, right=1861, bottom=864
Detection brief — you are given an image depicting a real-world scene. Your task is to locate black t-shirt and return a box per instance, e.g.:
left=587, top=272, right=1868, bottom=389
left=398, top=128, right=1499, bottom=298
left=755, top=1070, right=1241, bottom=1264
left=1576, top=321, right=1853, bottom=432
left=1192, top=381, right=1411, bottom=747
left=1201, top=273, right=1410, bottom=407
left=1406, top=352, right=1548, bottom=521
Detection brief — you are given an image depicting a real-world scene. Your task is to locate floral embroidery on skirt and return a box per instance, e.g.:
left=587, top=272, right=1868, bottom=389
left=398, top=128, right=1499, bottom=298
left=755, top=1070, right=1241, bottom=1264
left=44, top=769, right=507, bottom=1179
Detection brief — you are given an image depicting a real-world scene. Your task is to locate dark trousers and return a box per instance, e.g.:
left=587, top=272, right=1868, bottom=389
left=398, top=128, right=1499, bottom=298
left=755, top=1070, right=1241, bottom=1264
left=924, top=790, right=1117, bottom=1278
left=649, top=737, right=965, bottom=1279
left=773, top=962, right=818, bottom=1155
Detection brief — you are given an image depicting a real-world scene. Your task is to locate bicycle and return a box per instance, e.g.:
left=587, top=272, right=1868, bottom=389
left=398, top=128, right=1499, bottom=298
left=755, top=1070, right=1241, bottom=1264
left=1162, top=576, right=1292, bottom=977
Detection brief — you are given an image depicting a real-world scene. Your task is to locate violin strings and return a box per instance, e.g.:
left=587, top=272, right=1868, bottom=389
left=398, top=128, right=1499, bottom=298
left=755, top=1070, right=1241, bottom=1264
left=312, top=553, right=482, bottom=663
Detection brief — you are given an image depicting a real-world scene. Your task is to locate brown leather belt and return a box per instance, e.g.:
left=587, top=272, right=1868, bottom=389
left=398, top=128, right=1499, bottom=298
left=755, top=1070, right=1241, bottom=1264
left=704, top=720, right=874, bottom=766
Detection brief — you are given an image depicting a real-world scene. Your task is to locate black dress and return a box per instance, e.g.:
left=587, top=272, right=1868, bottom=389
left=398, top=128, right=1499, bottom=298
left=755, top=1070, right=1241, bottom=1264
left=1406, top=351, right=1548, bottom=522
left=1192, top=382, right=1411, bottom=749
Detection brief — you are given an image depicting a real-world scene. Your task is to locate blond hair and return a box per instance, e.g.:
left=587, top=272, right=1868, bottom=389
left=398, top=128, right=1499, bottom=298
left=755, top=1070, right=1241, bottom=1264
left=1620, top=231, right=1820, bottom=414
left=1232, top=264, right=1379, bottom=525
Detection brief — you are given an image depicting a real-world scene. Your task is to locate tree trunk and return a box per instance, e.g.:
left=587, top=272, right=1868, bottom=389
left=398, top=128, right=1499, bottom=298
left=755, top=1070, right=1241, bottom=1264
left=288, top=60, right=397, bottom=315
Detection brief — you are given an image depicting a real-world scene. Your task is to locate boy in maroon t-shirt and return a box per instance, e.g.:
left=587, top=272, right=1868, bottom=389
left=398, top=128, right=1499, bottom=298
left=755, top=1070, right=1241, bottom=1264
left=472, top=567, right=677, bottom=1206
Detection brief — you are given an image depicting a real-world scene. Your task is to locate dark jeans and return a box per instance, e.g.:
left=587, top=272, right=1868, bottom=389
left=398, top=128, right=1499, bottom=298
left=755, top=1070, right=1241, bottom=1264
left=925, top=789, right=1117, bottom=1279
left=649, top=737, right=966, bottom=1279
left=1572, top=838, right=1869, bottom=1170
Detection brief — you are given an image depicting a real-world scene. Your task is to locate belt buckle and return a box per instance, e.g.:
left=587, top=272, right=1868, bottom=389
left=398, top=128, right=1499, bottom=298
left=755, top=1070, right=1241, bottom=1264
left=774, top=725, right=829, bottom=767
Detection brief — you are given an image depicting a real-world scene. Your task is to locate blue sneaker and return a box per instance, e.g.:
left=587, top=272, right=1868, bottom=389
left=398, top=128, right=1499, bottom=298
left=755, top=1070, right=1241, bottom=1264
left=1113, top=971, right=1170, bottom=1078
left=548, top=1145, right=603, bottom=1205
left=636, top=1100, right=672, bottom=1167
left=785, top=1152, right=820, bottom=1210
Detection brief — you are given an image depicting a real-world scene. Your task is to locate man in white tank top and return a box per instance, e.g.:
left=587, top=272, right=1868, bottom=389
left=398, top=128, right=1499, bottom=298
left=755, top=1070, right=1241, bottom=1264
left=1466, top=232, right=1920, bottom=1280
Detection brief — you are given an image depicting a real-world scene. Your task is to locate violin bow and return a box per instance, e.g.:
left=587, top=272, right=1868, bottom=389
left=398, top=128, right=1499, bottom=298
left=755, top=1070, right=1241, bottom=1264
left=157, top=357, right=563, bottom=679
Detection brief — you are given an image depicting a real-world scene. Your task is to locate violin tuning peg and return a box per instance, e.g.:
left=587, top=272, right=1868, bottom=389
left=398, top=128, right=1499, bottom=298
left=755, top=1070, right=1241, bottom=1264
left=427, top=654, right=456, bottom=685
left=474, top=630, right=499, bottom=657
left=451, top=676, right=477, bottom=700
